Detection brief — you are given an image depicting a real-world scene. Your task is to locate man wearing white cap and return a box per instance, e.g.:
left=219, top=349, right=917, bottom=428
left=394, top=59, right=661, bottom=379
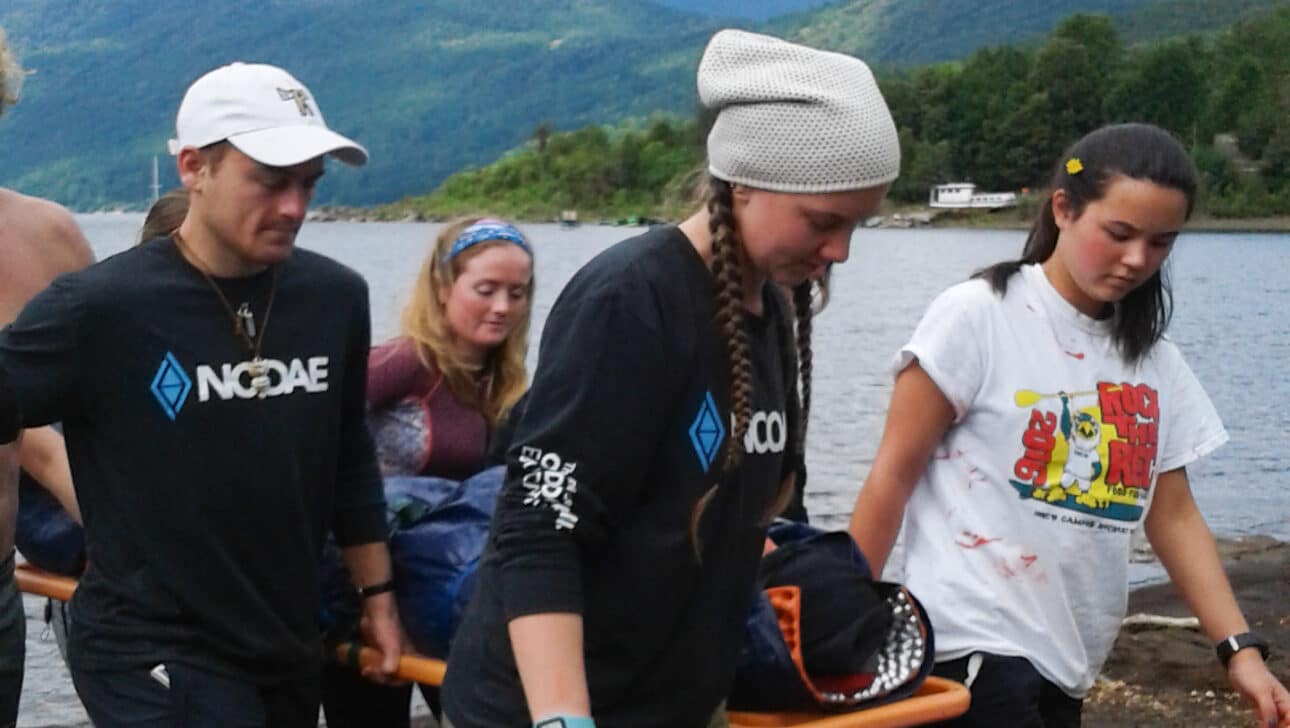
left=0, top=61, right=399, bottom=726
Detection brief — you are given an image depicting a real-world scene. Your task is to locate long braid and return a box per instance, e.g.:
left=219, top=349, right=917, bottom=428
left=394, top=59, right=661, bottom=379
left=709, top=178, right=753, bottom=471
left=757, top=279, right=815, bottom=525
left=791, top=281, right=814, bottom=452
left=690, top=176, right=754, bottom=558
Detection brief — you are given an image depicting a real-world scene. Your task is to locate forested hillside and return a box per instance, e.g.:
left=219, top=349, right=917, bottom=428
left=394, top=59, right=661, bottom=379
left=885, top=8, right=1290, bottom=215
left=2, top=0, right=1284, bottom=211
left=392, top=6, right=1290, bottom=220
left=0, top=0, right=718, bottom=209
left=771, top=0, right=1285, bottom=66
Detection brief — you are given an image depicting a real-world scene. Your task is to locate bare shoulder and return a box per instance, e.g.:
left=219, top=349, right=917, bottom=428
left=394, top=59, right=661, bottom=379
left=0, top=188, right=95, bottom=322
left=0, top=188, right=94, bottom=267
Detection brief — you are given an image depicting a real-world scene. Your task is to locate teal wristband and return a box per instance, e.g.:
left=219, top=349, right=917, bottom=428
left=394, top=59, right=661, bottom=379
left=533, top=717, right=596, bottom=728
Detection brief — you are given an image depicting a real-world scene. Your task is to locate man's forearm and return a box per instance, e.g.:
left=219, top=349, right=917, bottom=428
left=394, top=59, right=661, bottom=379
left=340, top=540, right=393, bottom=590
left=19, top=426, right=80, bottom=523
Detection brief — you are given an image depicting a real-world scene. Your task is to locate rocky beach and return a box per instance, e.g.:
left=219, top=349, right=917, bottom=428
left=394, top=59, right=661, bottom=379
left=1085, top=536, right=1289, bottom=727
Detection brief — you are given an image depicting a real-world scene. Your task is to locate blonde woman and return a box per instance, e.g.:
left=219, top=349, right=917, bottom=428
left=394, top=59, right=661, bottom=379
left=367, top=217, right=533, bottom=478
left=323, top=216, right=534, bottom=727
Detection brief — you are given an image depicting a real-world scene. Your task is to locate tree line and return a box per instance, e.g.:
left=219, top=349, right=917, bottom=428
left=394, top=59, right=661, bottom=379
left=386, top=6, right=1290, bottom=221
left=885, top=8, right=1290, bottom=216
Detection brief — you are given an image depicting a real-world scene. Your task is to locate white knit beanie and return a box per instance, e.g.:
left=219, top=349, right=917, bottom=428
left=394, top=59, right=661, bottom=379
left=699, top=29, right=900, bottom=194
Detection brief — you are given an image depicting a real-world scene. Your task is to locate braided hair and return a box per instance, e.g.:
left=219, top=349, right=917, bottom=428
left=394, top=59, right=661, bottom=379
left=690, top=176, right=818, bottom=557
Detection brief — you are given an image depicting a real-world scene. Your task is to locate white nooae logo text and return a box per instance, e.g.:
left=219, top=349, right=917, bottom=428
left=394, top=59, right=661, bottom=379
left=196, top=357, right=329, bottom=401
left=741, top=410, right=787, bottom=455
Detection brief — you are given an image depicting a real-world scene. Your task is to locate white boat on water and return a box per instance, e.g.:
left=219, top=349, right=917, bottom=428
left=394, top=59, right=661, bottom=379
left=928, top=182, right=1017, bottom=210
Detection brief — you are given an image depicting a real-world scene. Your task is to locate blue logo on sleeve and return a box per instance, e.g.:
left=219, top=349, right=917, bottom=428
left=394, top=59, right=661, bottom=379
left=150, top=352, right=192, bottom=420
left=688, top=390, right=725, bottom=472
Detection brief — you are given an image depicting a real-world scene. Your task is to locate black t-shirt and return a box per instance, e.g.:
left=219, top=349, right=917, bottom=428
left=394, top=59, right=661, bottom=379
left=0, top=237, right=385, bottom=684
left=443, top=225, right=800, bottom=727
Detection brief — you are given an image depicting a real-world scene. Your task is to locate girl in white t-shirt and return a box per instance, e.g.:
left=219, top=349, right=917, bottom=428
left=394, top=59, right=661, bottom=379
left=849, top=123, right=1290, bottom=727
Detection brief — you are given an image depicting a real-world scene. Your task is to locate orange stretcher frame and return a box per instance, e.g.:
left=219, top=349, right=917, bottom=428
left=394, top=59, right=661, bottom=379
left=17, top=563, right=968, bottom=727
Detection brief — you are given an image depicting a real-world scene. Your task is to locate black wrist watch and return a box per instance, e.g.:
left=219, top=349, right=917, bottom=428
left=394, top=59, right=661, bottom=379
left=1216, top=631, right=1270, bottom=668
left=357, top=579, right=395, bottom=599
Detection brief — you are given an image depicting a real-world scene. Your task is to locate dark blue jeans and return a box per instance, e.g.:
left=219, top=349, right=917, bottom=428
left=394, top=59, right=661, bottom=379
left=71, top=661, right=320, bottom=728
left=0, top=553, right=23, bottom=728
left=932, top=653, right=1083, bottom=728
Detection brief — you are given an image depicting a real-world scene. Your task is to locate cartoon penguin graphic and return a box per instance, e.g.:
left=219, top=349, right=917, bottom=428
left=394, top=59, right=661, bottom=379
left=1050, top=392, right=1107, bottom=508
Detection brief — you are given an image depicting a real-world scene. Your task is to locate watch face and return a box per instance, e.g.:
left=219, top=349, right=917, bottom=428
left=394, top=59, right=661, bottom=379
left=534, top=721, right=566, bottom=728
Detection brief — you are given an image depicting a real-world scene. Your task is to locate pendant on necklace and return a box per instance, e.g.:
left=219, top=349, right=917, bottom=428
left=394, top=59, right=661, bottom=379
left=237, top=302, right=257, bottom=339
left=249, top=357, right=271, bottom=399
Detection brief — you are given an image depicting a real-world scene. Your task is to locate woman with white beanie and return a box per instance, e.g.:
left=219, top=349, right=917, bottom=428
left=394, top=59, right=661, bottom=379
left=441, top=29, right=900, bottom=728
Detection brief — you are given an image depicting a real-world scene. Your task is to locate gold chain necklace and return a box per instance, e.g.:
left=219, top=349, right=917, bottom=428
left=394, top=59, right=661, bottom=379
left=173, top=231, right=278, bottom=398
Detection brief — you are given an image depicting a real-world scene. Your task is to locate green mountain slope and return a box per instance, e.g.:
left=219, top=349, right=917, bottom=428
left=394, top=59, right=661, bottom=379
left=1115, top=0, right=1289, bottom=42
left=405, top=4, right=1290, bottom=221
left=0, top=0, right=718, bottom=209
left=2, top=0, right=1281, bottom=210
left=771, top=0, right=1288, bottom=66
left=653, top=0, right=837, bottom=21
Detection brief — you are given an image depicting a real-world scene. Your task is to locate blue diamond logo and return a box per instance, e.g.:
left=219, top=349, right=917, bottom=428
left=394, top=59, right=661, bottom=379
left=688, top=391, right=725, bottom=472
left=150, top=352, right=192, bottom=420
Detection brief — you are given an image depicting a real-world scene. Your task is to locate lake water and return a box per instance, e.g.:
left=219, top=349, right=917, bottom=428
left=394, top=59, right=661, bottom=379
left=17, top=215, right=1290, bottom=726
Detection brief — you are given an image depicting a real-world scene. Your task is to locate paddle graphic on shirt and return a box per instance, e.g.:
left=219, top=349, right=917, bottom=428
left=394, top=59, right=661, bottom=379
left=1009, top=382, right=1159, bottom=523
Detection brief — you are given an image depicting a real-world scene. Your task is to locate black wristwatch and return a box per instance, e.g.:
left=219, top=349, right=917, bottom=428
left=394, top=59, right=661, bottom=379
left=1216, top=631, right=1270, bottom=668
left=357, top=579, right=396, bottom=599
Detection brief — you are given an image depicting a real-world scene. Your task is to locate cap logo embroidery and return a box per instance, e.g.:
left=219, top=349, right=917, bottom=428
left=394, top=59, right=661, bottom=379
left=276, top=87, right=314, bottom=117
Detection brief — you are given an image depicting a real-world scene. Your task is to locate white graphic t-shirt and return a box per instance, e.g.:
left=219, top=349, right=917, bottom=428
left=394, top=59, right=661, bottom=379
left=885, top=263, right=1227, bottom=696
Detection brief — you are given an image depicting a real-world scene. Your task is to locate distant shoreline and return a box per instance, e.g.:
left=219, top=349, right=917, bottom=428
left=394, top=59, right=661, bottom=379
left=907, top=208, right=1290, bottom=233
left=295, top=206, right=1290, bottom=233
left=77, top=206, right=1290, bottom=233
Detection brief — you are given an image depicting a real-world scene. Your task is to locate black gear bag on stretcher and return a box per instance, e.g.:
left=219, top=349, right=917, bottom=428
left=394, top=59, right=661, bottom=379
left=323, top=467, right=934, bottom=713
left=728, top=521, right=935, bottom=713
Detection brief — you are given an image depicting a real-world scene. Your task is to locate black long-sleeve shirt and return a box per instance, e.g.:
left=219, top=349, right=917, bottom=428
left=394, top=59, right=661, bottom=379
left=0, top=237, right=385, bottom=684
left=443, top=225, right=799, bottom=727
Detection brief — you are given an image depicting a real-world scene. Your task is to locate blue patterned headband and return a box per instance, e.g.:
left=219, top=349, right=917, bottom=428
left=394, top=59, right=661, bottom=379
left=444, top=219, right=531, bottom=262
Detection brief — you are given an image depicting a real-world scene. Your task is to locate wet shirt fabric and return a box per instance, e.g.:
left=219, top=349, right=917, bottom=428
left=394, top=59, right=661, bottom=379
left=366, top=337, right=488, bottom=480
left=442, top=225, right=800, bottom=728
left=885, top=263, right=1227, bottom=696
left=0, top=237, right=385, bottom=685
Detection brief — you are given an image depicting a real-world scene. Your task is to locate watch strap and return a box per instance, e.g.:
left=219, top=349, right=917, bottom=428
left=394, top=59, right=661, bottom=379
left=1216, top=631, right=1270, bottom=667
left=357, top=579, right=395, bottom=599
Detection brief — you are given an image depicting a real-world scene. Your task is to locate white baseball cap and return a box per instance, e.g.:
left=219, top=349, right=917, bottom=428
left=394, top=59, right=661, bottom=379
left=167, top=62, right=367, bottom=167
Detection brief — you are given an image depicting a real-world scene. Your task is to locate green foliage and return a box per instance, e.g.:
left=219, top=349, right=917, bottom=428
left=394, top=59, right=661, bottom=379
left=654, top=0, right=832, bottom=22
left=881, top=4, right=1290, bottom=216
left=773, top=0, right=1158, bottom=66
left=771, top=0, right=1286, bottom=66
left=410, top=2, right=1290, bottom=220
left=0, top=0, right=718, bottom=210
left=4, top=0, right=1288, bottom=214
left=1104, top=37, right=1209, bottom=138
left=379, top=115, right=703, bottom=221
left=1192, top=145, right=1242, bottom=199
left=1115, top=0, right=1287, bottom=42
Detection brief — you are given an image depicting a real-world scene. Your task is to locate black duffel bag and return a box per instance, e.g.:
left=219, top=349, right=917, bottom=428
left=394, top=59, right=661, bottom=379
left=728, top=520, right=934, bottom=713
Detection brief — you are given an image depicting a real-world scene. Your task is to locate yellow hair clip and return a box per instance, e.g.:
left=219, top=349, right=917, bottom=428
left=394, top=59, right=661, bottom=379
left=1066, top=157, right=1084, bottom=175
